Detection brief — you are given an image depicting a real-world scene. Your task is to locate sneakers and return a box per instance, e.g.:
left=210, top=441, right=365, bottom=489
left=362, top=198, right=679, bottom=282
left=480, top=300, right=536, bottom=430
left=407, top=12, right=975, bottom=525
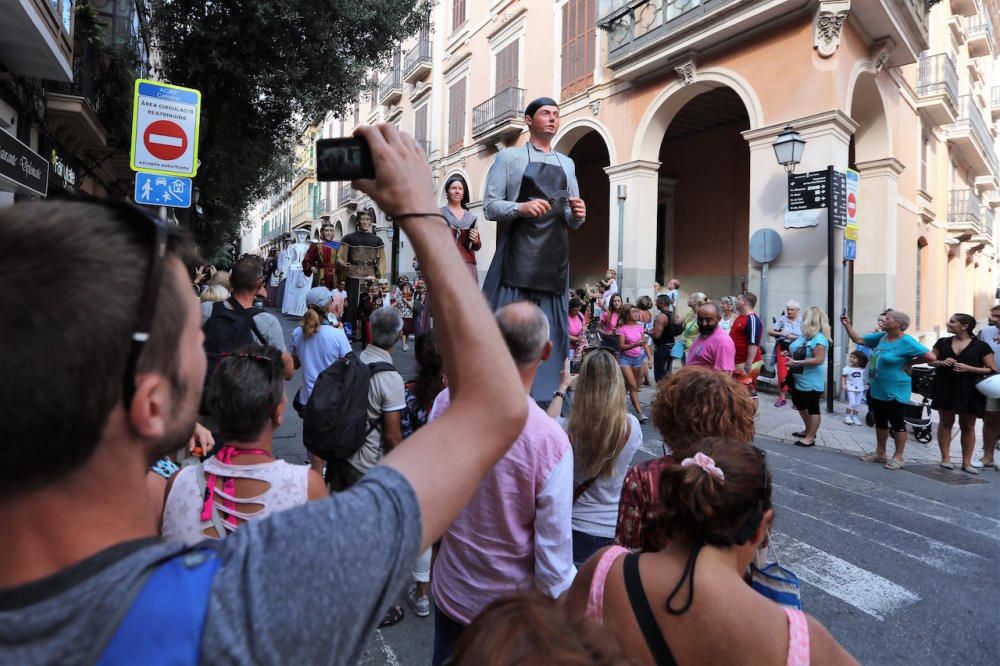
left=851, top=416, right=863, bottom=426
left=775, top=398, right=787, bottom=408
left=843, top=415, right=854, bottom=425
left=406, top=584, right=430, bottom=618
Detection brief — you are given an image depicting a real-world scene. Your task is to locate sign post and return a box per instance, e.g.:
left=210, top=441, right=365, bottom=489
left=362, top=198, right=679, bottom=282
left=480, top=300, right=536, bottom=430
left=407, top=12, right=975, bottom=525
left=840, top=168, right=860, bottom=397
left=749, top=228, right=783, bottom=369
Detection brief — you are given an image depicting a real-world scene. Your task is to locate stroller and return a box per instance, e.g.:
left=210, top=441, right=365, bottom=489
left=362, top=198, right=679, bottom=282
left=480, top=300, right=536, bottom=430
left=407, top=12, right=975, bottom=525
left=904, top=365, right=935, bottom=443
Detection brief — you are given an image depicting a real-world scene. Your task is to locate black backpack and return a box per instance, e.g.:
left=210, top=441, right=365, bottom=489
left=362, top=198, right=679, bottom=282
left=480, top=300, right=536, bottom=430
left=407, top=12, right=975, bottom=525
left=201, top=298, right=266, bottom=412
left=303, top=351, right=395, bottom=460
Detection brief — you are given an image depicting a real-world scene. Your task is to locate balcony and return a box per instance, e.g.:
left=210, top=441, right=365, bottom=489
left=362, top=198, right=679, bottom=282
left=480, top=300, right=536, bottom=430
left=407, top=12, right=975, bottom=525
left=0, top=0, right=74, bottom=81
left=966, top=14, right=996, bottom=57
left=472, top=87, right=526, bottom=145
left=945, top=95, right=999, bottom=178
left=339, top=182, right=357, bottom=207
left=596, top=0, right=926, bottom=80
left=992, top=86, right=1000, bottom=121
left=949, top=189, right=984, bottom=238
left=44, top=45, right=109, bottom=151
left=951, top=0, right=978, bottom=17
left=403, top=39, right=432, bottom=84
left=314, top=197, right=328, bottom=218
left=378, top=70, right=403, bottom=106
left=977, top=207, right=995, bottom=245
left=915, top=53, right=958, bottom=126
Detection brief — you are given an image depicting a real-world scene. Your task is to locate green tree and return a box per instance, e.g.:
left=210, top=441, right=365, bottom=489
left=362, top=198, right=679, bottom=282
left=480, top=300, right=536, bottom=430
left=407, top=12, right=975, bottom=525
left=147, top=0, right=428, bottom=253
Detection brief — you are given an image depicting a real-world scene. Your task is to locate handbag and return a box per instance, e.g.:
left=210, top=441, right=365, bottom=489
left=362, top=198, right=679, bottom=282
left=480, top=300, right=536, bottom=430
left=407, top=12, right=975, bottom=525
left=670, top=340, right=685, bottom=359
left=750, top=530, right=802, bottom=609
left=789, top=341, right=808, bottom=374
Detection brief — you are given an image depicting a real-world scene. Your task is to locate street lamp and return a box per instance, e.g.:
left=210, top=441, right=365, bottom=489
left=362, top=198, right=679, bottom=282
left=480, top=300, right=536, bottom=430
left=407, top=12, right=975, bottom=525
left=772, top=125, right=806, bottom=173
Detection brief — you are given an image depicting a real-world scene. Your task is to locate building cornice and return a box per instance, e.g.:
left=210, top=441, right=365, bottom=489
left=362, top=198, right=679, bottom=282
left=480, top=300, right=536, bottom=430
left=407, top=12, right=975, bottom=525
left=855, top=157, right=905, bottom=177
left=742, top=109, right=859, bottom=149
left=604, top=160, right=662, bottom=178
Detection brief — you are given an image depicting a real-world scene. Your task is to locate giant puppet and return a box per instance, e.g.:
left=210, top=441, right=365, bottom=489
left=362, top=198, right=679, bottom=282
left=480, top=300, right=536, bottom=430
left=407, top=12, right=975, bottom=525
left=337, top=210, right=386, bottom=340
left=482, top=97, right=587, bottom=401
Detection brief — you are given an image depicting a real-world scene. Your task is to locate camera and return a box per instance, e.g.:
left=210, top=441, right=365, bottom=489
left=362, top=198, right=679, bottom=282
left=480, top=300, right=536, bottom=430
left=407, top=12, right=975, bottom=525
left=315, top=137, right=375, bottom=181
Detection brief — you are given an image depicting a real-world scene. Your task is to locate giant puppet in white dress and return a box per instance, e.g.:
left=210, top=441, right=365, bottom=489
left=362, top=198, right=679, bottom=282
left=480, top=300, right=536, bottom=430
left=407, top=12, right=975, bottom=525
left=281, top=229, right=311, bottom=317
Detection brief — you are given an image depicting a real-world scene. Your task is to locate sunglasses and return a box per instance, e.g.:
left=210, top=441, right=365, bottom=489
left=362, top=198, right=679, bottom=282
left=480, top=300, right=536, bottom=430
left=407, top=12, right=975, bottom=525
left=104, top=201, right=169, bottom=410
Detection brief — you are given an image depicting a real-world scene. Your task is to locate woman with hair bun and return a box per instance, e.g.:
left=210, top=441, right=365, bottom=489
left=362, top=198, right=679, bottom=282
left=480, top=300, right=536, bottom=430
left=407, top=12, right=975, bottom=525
left=928, top=313, right=996, bottom=474
left=567, top=438, right=857, bottom=666
left=615, top=367, right=756, bottom=553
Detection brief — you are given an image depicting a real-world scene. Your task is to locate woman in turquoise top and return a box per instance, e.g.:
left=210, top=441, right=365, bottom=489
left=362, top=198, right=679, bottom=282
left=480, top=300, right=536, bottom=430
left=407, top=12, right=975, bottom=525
left=785, top=306, right=830, bottom=448
left=841, top=310, right=934, bottom=470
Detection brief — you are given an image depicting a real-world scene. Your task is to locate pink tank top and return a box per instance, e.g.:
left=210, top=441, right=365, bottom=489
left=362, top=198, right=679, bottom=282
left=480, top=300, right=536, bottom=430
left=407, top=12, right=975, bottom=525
left=619, top=323, right=644, bottom=358
left=584, top=547, right=810, bottom=666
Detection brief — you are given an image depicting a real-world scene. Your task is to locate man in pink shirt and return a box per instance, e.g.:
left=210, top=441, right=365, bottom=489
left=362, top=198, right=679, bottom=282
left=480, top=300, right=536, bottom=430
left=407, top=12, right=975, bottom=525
left=687, top=302, right=736, bottom=372
left=428, top=301, right=575, bottom=665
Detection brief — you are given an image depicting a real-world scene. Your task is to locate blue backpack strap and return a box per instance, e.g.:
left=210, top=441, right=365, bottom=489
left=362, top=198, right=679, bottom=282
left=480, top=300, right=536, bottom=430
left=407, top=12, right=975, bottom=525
left=93, top=545, right=221, bottom=665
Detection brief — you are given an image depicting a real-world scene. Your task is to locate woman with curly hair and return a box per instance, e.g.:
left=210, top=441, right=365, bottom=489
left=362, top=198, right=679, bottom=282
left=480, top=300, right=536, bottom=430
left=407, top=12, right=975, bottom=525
left=568, top=439, right=856, bottom=665
left=614, top=366, right=756, bottom=553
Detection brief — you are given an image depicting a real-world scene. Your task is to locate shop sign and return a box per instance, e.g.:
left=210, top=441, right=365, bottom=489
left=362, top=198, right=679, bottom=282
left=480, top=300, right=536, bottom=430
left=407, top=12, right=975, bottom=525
left=0, top=129, right=48, bottom=197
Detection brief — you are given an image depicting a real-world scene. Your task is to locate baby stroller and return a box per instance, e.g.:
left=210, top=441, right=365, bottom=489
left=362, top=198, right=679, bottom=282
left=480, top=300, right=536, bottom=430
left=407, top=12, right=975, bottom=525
left=903, top=366, right=935, bottom=444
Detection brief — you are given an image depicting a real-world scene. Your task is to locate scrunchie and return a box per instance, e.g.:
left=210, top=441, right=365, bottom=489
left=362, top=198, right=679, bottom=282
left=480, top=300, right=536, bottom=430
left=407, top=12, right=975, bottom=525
left=681, top=452, right=725, bottom=481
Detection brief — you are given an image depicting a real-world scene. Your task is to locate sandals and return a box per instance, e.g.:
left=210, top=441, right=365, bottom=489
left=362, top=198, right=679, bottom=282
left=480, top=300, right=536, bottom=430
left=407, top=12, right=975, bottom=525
left=378, top=605, right=404, bottom=628
left=884, top=458, right=905, bottom=470
left=939, top=462, right=955, bottom=470
left=794, top=440, right=816, bottom=447
left=961, top=466, right=980, bottom=476
left=860, top=452, right=888, bottom=464
left=791, top=431, right=806, bottom=439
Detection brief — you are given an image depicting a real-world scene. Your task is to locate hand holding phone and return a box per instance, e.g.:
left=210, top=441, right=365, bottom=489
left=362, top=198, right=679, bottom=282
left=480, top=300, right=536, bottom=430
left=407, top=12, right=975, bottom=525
left=316, top=137, right=376, bottom=181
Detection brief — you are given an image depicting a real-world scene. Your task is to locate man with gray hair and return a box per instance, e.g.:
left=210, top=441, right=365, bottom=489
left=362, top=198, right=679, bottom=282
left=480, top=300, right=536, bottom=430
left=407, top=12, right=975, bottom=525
left=427, top=301, right=575, bottom=664
left=335, top=307, right=406, bottom=491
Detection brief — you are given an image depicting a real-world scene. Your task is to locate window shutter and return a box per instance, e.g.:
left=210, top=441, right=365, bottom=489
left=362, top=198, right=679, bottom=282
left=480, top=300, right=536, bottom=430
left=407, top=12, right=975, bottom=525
left=495, top=40, right=519, bottom=93
left=449, top=78, right=466, bottom=153
left=561, top=0, right=596, bottom=98
left=452, top=0, right=466, bottom=32
left=415, top=106, right=428, bottom=143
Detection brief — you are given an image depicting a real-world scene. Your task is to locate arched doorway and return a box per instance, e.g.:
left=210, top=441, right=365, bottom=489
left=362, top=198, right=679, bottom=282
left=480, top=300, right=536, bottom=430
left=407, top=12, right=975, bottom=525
left=558, top=129, right=612, bottom=289
left=656, top=87, right=750, bottom=299
left=334, top=220, right=344, bottom=240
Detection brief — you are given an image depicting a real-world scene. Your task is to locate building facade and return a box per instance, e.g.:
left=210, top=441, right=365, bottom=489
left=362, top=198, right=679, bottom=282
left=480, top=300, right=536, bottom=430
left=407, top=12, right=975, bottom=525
left=244, top=0, right=1000, bottom=352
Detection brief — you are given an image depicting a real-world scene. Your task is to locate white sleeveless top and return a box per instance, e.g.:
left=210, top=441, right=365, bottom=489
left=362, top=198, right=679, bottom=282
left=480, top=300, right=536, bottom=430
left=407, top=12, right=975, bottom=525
left=161, top=457, right=310, bottom=545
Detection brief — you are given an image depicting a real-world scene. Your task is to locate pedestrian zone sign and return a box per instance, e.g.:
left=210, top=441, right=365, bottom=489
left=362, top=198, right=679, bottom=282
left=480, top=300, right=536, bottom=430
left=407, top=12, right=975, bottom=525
left=130, top=79, right=201, bottom=177
left=135, top=172, right=192, bottom=208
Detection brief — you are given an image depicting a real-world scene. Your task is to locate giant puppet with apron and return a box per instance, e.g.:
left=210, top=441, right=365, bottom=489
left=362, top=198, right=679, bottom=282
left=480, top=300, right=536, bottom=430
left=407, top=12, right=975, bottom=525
left=483, top=100, right=585, bottom=401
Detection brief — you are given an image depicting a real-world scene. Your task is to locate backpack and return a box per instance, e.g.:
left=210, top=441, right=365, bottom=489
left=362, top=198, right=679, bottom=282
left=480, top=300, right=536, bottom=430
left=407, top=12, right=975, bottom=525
left=201, top=298, right=266, bottom=412
left=88, top=544, right=220, bottom=665
left=303, top=351, right=395, bottom=460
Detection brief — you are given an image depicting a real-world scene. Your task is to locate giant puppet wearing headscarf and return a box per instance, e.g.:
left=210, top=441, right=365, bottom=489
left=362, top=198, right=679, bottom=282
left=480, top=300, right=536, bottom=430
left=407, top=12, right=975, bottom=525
left=303, top=219, right=341, bottom=289
left=482, top=97, right=587, bottom=402
left=337, top=209, right=386, bottom=340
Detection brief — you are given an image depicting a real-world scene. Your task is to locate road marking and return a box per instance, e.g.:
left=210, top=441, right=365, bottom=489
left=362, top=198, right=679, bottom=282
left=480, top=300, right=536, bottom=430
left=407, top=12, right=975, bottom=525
left=375, top=629, right=401, bottom=666
left=774, top=486, right=984, bottom=574
left=766, top=449, right=1000, bottom=542
left=772, top=533, right=920, bottom=621
left=148, top=133, right=184, bottom=147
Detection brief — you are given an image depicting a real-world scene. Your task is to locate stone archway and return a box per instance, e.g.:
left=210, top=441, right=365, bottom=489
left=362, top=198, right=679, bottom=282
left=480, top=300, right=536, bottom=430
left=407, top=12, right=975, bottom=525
left=334, top=220, right=344, bottom=240
left=555, top=127, right=613, bottom=289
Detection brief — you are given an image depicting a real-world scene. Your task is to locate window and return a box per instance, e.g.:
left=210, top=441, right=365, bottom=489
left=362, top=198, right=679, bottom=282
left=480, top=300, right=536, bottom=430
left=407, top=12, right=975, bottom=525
left=916, top=238, right=927, bottom=329
left=354, top=104, right=360, bottom=127
left=448, top=78, right=466, bottom=153
left=415, top=104, right=429, bottom=155
left=561, top=0, right=596, bottom=98
left=369, top=78, right=378, bottom=111
left=920, top=129, right=930, bottom=191
left=452, top=0, right=466, bottom=32
left=495, top=40, right=519, bottom=93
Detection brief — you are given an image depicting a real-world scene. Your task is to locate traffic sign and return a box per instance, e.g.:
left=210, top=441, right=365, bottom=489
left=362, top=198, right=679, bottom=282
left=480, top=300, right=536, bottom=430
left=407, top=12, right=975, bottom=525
left=787, top=171, right=829, bottom=211
left=844, top=238, right=857, bottom=261
left=829, top=170, right=847, bottom=226
left=844, top=225, right=858, bottom=241
left=846, top=168, right=859, bottom=227
left=134, top=172, right=192, bottom=208
left=130, top=79, right=201, bottom=177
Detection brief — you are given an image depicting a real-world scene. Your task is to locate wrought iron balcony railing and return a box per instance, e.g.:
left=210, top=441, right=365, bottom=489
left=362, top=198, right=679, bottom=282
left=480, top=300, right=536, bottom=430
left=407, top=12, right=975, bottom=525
left=953, top=95, right=999, bottom=176
left=378, top=70, right=403, bottom=104
left=472, top=87, right=526, bottom=137
left=403, top=39, right=432, bottom=80
left=948, top=188, right=983, bottom=233
left=916, top=53, right=958, bottom=104
left=598, top=0, right=740, bottom=57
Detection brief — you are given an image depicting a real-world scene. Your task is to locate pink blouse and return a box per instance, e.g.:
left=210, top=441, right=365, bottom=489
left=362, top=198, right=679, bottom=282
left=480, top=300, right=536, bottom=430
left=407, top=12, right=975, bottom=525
left=618, top=323, right=645, bottom=358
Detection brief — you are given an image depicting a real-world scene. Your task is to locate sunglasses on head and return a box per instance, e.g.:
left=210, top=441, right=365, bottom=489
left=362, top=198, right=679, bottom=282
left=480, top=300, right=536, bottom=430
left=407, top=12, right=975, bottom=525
left=102, top=200, right=169, bottom=410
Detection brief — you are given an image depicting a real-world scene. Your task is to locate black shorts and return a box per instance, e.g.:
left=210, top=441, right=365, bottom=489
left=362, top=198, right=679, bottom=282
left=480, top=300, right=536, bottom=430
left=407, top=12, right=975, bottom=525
left=868, top=396, right=907, bottom=432
left=790, top=387, right=822, bottom=415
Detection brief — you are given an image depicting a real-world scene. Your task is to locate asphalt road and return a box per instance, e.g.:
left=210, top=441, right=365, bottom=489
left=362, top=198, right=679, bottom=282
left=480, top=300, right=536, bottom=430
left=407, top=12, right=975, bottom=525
left=269, top=311, right=1000, bottom=665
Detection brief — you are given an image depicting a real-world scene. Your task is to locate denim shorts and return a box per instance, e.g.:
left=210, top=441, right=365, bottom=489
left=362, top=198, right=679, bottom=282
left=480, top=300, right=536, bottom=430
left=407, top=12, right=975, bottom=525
left=619, top=352, right=646, bottom=368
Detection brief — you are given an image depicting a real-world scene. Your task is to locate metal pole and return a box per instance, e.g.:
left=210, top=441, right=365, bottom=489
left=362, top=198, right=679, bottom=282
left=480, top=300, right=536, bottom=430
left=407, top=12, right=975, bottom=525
left=839, top=256, right=850, bottom=400
left=760, top=261, right=769, bottom=364
left=826, top=165, right=836, bottom=414
left=616, top=184, right=627, bottom=286
left=159, top=206, right=168, bottom=223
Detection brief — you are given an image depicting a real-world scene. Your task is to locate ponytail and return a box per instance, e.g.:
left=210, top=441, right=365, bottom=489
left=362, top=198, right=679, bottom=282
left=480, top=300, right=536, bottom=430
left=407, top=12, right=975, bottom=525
left=301, top=305, right=323, bottom=338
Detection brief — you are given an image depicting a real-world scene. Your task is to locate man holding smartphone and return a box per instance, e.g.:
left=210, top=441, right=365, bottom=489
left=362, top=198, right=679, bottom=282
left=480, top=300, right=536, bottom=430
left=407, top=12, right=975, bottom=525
left=483, top=97, right=587, bottom=403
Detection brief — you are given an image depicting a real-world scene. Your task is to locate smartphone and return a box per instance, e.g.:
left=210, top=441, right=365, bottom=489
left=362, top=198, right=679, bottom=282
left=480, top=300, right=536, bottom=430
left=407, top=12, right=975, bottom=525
left=315, top=137, right=375, bottom=181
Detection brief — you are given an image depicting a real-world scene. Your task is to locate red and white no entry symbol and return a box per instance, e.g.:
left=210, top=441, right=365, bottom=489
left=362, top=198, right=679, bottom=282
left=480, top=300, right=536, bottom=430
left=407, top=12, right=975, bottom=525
left=143, top=120, right=188, bottom=161
left=847, top=192, right=857, bottom=219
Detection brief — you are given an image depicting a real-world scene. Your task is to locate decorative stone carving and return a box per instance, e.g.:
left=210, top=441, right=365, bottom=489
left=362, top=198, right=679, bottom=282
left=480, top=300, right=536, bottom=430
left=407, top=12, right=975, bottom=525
left=871, top=38, right=894, bottom=73
left=590, top=99, right=601, bottom=116
left=814, top=1, right=850, bottom=58
left=674, top=60, right=696, bottom=86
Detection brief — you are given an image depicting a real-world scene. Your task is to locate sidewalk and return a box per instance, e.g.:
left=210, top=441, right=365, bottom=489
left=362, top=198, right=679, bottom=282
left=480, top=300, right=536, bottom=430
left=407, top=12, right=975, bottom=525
left=637, top=382, right=993, bottom=467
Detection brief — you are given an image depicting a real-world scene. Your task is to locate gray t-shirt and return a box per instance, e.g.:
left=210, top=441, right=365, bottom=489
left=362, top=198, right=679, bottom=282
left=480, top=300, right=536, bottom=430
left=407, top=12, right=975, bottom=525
left=0, top=466, right=420, bottom=664
left=201, top=300, right=287, bottom=352
left=348, top=346, right=405, bottom=474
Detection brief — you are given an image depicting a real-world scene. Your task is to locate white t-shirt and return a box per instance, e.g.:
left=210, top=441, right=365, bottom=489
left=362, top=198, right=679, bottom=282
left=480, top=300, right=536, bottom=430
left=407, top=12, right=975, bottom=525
left=602, top=279, right=619, bottom=308
left=842, top=366, right=866, bottom=393
left=289, top=324, right=352, bottom=403
left=567, top=414, right=643, bottom=539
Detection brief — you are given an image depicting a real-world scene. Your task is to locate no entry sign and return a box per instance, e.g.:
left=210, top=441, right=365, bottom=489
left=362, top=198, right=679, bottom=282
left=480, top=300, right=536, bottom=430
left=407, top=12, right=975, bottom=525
left=130, top=79, right=201, bottom=177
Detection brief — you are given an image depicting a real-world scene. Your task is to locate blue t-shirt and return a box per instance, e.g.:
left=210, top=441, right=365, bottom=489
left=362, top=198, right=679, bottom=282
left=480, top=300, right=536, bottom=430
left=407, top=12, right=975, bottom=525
left=789, top=332, right=829, bottom=392
left=863, top=332, right=929, bottom=403
left=290, top=323, right=352, bottom=403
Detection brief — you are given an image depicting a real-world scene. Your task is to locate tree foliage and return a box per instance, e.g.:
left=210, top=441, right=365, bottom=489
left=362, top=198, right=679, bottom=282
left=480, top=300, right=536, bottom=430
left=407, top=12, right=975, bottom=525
left=147, top=0, right=428, bottom=253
